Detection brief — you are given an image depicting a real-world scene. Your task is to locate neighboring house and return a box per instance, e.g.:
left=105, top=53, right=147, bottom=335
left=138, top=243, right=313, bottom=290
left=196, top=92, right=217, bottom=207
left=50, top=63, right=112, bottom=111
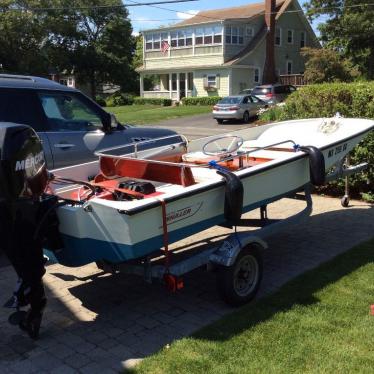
left=137, top=0, right=319, bottom=101
left=48, top=71, right=120, bottom=97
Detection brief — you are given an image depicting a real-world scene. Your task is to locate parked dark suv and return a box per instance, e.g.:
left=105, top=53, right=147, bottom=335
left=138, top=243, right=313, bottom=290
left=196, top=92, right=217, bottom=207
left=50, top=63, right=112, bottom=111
left=251, top=84, right=296, bottom=105
left=0, top=74, right=180, bottom=169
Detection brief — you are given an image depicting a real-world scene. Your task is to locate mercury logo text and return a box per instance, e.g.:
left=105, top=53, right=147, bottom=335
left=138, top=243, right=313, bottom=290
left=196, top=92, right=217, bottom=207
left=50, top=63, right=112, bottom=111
left=15, top=152, right=44, bottom=171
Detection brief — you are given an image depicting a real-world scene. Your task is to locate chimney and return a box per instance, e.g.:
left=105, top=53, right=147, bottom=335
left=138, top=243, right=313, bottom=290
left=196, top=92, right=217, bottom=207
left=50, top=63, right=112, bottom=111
left=262, top=0, right=277, bottom=84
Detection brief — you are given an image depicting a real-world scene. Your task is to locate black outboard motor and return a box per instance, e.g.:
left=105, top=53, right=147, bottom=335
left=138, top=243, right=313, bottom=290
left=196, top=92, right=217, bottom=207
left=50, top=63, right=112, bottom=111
left=0, top=122, right=49, bottom=339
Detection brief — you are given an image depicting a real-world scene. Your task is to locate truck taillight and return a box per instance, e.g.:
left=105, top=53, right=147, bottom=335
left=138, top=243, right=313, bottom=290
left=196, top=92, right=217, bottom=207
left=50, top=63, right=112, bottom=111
left=265, top=93, right=274, bottom=98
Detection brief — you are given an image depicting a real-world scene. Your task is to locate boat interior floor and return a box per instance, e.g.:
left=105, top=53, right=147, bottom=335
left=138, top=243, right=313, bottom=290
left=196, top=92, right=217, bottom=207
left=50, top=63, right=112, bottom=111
left=53, top=143, right=296, bottom=203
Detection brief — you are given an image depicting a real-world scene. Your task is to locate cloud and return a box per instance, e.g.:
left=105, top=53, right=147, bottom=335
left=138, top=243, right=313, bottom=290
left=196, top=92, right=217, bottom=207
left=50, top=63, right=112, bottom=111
left=176, top=10, right=198, bottom=20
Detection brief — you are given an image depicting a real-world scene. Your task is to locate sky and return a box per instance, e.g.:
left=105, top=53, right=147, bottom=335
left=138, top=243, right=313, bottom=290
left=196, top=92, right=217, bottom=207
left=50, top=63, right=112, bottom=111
left=126, top=0, right=323, bottom=35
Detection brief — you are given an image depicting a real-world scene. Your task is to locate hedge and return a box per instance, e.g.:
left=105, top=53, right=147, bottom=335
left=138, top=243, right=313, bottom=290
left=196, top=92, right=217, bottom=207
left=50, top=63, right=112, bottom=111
left=133, top=97, right=172, bottom=106
left=259, top=82, right=374, bottom=202
left=95, top=96, right=106, bottom=107
left=105, top=92, right=134, bottom=107
left=182, top=96, right=222, bottom=106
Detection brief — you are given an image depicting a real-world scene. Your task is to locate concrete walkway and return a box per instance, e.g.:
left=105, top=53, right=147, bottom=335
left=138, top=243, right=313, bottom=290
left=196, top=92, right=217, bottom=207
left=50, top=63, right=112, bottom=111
left=0, top=196, right=373, bottom=373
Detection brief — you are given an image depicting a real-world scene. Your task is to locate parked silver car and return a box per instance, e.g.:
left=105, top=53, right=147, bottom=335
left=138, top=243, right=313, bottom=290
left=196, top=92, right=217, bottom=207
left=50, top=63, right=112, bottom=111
left=0, top=74, right=180, bottom=169
left=212, top=95, right=267, bottom=124
left=251, top=84, right=296, bottom=105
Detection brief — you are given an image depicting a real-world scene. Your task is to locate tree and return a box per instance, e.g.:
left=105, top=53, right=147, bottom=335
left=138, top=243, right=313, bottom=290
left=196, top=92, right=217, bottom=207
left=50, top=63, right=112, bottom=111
left=0, top=1, right=49, bottom=75
left=305, top=0, right=374, bottom=79
left=46, top=0, right=136, bottom=97
left=301, top=47, right=360, bottom=83
left=0, top=0, right=137, bottom=97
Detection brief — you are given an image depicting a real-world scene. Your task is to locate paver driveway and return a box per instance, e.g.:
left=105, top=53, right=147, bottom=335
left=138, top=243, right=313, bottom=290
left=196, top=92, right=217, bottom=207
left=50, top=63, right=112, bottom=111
left=1, top=196, right=373, bottom=373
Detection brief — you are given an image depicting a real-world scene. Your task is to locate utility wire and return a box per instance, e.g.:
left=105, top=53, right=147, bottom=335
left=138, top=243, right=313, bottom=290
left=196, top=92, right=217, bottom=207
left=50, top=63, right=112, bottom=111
left=0, top=0, right=198, bottom=12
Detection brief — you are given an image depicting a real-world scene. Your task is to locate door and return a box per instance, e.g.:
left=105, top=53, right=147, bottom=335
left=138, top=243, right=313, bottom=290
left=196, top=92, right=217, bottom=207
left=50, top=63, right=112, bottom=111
left=249, top=95, right=262, bottom=115
left=179, top=73, right=186, bottom=100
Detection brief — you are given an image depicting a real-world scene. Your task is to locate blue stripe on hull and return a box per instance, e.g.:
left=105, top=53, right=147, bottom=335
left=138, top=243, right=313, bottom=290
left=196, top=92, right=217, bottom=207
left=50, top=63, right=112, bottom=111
left=45, top=186, right=303, bottom=267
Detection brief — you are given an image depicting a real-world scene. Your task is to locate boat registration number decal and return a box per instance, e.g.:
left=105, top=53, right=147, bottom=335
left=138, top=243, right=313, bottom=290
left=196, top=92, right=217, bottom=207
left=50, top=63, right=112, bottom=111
left=328, top=142, right=347, bottom=158
left=160, top=202, right=203, bottom=227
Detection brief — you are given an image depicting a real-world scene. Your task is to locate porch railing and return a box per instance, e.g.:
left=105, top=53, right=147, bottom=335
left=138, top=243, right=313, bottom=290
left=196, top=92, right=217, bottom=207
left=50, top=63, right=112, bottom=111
left=279, top=74, right=306, bottom=87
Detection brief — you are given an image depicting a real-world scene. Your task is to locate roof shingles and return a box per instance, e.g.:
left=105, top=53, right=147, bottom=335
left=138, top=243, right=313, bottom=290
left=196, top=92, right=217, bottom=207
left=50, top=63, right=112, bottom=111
left=174, top=0, right=286, bottom=27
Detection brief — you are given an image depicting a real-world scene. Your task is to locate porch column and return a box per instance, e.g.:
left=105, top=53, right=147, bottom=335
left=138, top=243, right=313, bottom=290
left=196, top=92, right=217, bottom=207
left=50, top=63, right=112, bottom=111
left=169, top=73, right=172, bottom=99
left=185, top=72, right=188, bottom=97
left=140, top=75, right=144, bottom=97
left=177, top=72, right=180, bottom=101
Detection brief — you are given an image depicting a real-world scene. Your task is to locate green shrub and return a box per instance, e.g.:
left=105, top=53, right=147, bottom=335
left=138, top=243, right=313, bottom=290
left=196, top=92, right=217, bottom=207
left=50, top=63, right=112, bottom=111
left=95, top=96, right=106, bottom=107
left=182, top=96, right=222, bottom=106
left=105, top=92, right=134, bottom=107
left=259, top=82, right=374, bottom=201
left=133, top=97, right=172, bottom=106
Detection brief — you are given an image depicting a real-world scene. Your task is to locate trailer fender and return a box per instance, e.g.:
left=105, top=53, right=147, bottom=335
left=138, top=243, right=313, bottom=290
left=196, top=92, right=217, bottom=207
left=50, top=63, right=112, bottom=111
left=209, top=235, right=267, bottom=267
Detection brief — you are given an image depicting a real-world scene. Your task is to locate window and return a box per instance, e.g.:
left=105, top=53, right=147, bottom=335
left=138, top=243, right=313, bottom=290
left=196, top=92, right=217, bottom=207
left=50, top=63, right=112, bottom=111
left=213, top=26, right=222, bottom=44
left=171, top=31, right=178, bottom=47
left=275, top=27, right=281, bottom=46
left=145, top=33, right=165, bottom=50
left=0, top=90, right=45, bottom=131
left=251, top=96, right=259, bottom=103
left=145, top=34, right=153, bottom=50
left=39, top=93, right=103, bottom=132
left=246, top=26, right=254, bottom=38
left=287, top=60, right=293, bottom=75
left=207, top=75, right=216, bottom=87
left=195, top=26, right=222, bottom=46
left=195, top=28, right=204, bottom=45
left=187, top=72, right=193, bottom=91
left=225, top=26, right=244, bottom=44
left=172, top=73, right=177, bottom=91
left=300, top=31, right=306, bottom=48
left=254, top=68, right=260, bottom=83
left=186, top=29, right=193, bottom=46
left=178, top=30, right=186, bottom=47
left=287, top=29, right=293, bottom=44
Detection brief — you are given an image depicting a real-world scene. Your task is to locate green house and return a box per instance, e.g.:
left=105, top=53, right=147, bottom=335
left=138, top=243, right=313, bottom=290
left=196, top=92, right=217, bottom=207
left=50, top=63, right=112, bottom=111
left=137, top=0, right=319, bottom=101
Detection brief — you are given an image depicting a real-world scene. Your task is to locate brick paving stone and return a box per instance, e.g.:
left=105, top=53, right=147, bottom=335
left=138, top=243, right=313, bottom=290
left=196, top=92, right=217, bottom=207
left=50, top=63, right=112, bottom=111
left=29, top=351, right=65, bottom=371
left=63, top=353, right=91, bottom=369
left=135, top=316, right=161, bottom=329
left=50, top=364, right=78, bottom=374
left=80, top=362, right=116, bottom=374
left=45, top=343, right=74, bottom=360
left=1, top=196, right=373, bottom=371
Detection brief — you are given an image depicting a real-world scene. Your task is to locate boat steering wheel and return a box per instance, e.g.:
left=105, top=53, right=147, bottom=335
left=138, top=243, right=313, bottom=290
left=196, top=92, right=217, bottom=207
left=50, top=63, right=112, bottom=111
left=202, top=135, right=244, bottom=157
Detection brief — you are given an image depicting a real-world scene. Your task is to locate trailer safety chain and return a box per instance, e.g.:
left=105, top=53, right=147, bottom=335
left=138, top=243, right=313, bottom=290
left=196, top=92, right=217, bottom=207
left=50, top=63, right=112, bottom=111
left=158, top=198, right=170, bottom=271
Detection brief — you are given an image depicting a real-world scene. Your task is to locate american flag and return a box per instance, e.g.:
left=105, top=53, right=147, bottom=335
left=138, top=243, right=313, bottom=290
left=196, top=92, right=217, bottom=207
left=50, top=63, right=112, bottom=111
left=161, top=40, right=170, bottom=54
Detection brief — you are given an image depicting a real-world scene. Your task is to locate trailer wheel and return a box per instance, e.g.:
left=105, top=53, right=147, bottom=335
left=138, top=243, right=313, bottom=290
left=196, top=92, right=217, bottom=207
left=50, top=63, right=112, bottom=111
left=217, top=246, right=262, bottom=306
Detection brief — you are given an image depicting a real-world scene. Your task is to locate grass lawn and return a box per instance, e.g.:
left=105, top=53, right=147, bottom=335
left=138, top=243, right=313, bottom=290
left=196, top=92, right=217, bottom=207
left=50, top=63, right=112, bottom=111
left=131, top=239, right=374, bottom=374
left=107, top=105, right=212, bottom=125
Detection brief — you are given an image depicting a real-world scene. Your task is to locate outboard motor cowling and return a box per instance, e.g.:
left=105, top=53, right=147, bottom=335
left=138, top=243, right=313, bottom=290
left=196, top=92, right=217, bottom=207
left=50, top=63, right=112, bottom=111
left=0, top=122, right=49, bottom=340
left=0, top=123, right=48, bottom=200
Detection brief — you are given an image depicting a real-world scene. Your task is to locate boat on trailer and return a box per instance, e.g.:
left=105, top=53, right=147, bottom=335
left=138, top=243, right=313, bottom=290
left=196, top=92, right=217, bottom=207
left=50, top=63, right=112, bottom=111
left=44, top=116, right=373, bottom=305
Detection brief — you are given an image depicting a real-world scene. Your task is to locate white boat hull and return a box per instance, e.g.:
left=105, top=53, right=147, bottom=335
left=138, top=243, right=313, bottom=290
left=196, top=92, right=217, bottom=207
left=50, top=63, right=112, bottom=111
left=46, top=118, right=373, bottom=266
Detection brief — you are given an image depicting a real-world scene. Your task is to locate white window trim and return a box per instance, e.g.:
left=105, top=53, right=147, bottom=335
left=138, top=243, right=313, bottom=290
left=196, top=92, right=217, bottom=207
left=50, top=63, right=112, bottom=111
left=300, top=31, right=307, bottom=48
left=275, top=27, right=282, bottom=46
left=286, top=60, right=293, bottom=75
left=287, top=29, right=294, bottom=44
left=253, top=67, right=260, bottom=83
left=225, top=25, right=244, bottom=45
left=207, top=75, right=217, bottom=88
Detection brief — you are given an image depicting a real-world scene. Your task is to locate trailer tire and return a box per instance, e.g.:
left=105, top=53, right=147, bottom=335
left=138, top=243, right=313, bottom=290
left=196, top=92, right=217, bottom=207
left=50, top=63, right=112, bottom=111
left=217, top=245, right=262, bottom=306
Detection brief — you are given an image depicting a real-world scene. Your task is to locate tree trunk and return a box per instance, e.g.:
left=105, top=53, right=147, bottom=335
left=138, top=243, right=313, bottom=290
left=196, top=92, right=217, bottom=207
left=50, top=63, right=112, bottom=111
left=368, top=47, right=374, bottom=80
left=89, top=73, right=97, bottom=98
